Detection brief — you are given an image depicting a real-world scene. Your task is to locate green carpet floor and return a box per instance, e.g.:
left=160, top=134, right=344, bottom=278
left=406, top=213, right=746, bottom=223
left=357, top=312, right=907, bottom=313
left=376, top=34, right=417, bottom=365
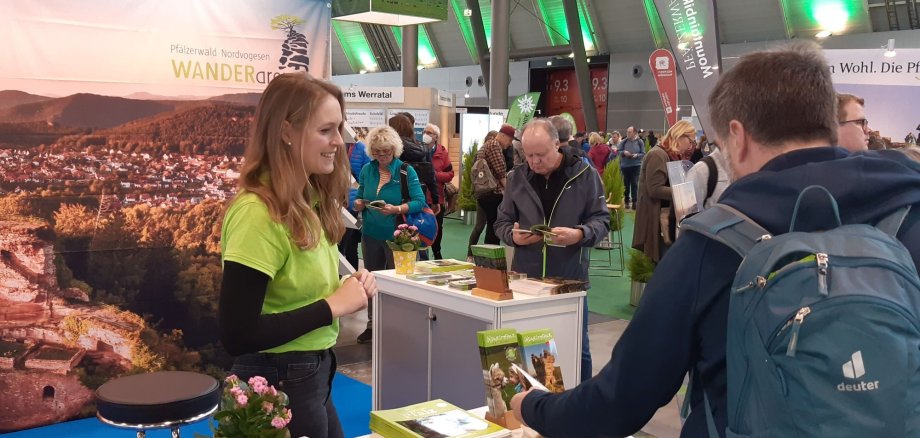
left=436, top=211, right=637, bottom=321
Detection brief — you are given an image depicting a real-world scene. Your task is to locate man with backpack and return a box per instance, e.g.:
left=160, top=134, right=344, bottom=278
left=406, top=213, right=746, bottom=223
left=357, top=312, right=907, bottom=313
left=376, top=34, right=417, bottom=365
left=511, top=42, right=920, bottom=437
left=472, top=123, right=515, bottom=245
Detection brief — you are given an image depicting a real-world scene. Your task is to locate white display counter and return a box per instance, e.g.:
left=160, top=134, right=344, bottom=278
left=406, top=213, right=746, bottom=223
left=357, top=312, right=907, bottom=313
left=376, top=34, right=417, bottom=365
left=371, top=270, right=585, bottom=411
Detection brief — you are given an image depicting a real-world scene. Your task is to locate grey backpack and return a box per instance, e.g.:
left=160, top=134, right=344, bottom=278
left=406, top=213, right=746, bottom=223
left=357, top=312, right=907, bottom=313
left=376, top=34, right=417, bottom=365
left=471, top=155, right=498, bottom=199
left=681, top=186, right=920, bottom=437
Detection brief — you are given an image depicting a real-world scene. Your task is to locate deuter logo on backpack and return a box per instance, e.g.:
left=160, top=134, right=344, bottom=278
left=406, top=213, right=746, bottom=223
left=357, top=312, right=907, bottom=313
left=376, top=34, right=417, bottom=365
left=837, top=351, right=879, bottom=392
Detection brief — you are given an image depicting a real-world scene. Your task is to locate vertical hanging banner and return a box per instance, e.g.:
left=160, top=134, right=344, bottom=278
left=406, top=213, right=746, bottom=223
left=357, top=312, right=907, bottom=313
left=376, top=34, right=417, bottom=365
left=653, top=0, right=721, bottom=137
left=506, top=92, right=541, bottom=129
left=649, top=49, right=678, bottom=128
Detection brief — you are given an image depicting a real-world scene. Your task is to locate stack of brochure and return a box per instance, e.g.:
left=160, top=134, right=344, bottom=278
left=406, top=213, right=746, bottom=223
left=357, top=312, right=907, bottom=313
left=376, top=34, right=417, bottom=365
left=370, top=399, right=510, bottom=438
left=416, top=259, right=476, bottom=273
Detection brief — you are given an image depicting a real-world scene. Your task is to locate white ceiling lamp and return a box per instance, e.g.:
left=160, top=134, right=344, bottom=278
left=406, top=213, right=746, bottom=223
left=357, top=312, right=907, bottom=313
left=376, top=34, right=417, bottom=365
left=333, top=0, right=447, bottom=26
left=359, top=69, right=368, bottom=74
left=884, top=38, right=896, bottom=58
left=677, top=42, right=688, bottom=51
left=464, top=90, right=470, bottom=98
left=546, top=60, right=553, bottom=66
left=815, top=30, right=832, bottom=38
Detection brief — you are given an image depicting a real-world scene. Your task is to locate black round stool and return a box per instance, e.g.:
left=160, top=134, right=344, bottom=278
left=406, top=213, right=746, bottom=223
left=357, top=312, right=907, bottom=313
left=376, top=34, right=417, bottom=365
left=95, top=371, right=220, bottom=438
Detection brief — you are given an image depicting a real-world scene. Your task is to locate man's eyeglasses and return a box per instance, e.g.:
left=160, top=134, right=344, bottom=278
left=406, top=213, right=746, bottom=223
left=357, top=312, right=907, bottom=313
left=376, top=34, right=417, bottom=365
left=370, top=149, right=393, bottom=157
left=839, top=118, right=869, bottom=129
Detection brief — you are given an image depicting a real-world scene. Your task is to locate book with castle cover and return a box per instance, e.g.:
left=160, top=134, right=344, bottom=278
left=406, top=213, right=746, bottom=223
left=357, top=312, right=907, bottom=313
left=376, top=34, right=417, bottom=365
left=517, top=329, right=565, bottom=393
left=369, top=399, right=510, bottom=438
left=476, top=328, right=526, bottom=419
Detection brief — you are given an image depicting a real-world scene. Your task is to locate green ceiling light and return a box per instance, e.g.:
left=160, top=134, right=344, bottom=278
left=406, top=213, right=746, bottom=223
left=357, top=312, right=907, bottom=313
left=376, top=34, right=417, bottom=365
left=643, top=0, right=668, bottom=49
left=333, top=0, right=448, bottom=26
left=813, top=1, right=849, bottom=33
left=449, top=0, right=481, bottom=62
left=332, top=20, right=378, bottom=73
left=782, top=0, right=867, bottom=37
left=534, top=0, right=597, bottom=52
left=391, top=26, right=442, bottom=68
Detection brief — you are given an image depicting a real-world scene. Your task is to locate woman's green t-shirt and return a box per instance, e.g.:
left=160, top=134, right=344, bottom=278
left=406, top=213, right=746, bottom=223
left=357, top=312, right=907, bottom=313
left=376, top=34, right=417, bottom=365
left=221, top=192, right=339, bottom=353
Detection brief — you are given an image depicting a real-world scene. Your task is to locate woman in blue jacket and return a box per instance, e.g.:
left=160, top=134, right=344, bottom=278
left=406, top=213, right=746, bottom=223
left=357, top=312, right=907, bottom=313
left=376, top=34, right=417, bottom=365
left=352, top=125, right=426, bottom=343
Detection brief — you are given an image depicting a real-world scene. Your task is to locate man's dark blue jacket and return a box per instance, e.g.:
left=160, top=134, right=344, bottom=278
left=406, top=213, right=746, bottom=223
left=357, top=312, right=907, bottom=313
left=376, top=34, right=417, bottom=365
left=521, top=147, right=920, bottom=437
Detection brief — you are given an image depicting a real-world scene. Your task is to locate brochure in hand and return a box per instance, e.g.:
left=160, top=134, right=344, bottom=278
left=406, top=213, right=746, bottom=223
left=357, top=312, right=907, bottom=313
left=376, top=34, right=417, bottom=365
left=367, top=200, right=387, bottom=210
left=370, top=399, right=510, bottom=438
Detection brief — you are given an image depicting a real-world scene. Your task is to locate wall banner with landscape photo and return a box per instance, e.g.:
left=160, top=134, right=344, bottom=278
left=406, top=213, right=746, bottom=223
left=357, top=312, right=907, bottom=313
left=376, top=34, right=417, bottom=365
left=0, top=0, right=330, bottom=431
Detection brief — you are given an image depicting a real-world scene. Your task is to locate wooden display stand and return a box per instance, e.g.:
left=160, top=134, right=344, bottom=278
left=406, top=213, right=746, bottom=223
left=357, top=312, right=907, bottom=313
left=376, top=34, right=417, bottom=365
left=486, top=411, right=522, bottom=430
left=472, top=266, right=513, bottom=301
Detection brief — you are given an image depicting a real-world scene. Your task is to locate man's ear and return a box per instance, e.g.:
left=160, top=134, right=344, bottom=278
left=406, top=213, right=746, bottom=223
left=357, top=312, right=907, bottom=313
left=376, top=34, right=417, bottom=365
left=729, top=120, right=749, bottom=162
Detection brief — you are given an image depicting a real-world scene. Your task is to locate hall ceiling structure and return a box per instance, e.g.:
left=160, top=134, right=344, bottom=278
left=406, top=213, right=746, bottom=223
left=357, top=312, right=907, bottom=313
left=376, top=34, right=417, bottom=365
left=330, top=0, right=920, bottom=75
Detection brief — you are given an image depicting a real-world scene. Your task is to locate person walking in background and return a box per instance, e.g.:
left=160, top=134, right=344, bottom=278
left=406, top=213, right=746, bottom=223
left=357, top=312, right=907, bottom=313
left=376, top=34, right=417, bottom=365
left=607, top=130, right=622, bottom=163
left=587, top=132, right=611, bottom=175
left=353, top=126, right=427, bottom=344
left=551, top=116, right=586, bottom=159
left=494, top=118, right=609, bottom=383
left=424, top=123, right=454, bottom=260
left=219, top=73, right=377, bottom=438
left=618, top=126, right=644, bottom=209
left=474, top=124, right=514, bottom=246
left=632, top=120, right=696, bottom=263
left=467, top=131, right=498, bottom=259
left=338, top=136, right=371, bottom=271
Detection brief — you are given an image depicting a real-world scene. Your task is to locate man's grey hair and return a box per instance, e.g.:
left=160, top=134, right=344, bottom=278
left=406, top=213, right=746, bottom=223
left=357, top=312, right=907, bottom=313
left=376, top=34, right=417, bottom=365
left=549, top=116, right=572, bottom=141
left=425, top=123, right=440, bottom=138
left=522, top=118, right=560, bottom=142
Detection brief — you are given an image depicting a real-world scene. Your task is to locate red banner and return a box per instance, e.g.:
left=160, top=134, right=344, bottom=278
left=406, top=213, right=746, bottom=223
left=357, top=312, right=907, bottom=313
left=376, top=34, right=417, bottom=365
left=545, top=66, right=608, bottom=132
left=649, top=49, right=678, bottom=128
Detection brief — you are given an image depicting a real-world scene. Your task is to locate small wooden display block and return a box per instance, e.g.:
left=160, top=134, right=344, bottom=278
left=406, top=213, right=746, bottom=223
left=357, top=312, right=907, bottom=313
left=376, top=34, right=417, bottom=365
left=485, top=411, right=522, bottom=430
left=473, top=266, right=510, bottom=291
left=472, top=287, right=514, bottom=301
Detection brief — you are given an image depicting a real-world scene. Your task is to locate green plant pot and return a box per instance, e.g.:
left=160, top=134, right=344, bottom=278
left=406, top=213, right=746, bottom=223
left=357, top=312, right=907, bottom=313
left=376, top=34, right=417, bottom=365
left=629, top=281, right=646, bottom=307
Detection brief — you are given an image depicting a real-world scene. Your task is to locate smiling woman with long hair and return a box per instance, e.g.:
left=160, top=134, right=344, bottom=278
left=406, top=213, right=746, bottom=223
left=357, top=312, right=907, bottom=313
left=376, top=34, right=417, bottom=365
left=219, top=73, right=377, bottom=438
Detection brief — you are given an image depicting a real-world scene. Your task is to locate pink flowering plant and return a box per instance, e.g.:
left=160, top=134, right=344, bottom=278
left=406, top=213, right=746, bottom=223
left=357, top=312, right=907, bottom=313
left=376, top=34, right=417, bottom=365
left=386, top=223, right=424, bottom=251
left=201, top=375, right=292, bottom=438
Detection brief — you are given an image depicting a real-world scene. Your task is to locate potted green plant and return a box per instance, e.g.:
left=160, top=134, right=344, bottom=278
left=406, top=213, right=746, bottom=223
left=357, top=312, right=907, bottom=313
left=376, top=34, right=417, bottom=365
left=602, top=158, right=626, bottom=231
left=387, top=224, right=423, bottom=274
left=201, top=375, right=291, bottom=438
left=627, top=249, right=655, bottom=306
left=459, top=141, right=479, bottom=225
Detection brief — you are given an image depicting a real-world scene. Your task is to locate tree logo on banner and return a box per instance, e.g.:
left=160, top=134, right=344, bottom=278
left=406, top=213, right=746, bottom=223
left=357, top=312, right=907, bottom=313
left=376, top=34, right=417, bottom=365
left=271, top=15, right=309, bottom=71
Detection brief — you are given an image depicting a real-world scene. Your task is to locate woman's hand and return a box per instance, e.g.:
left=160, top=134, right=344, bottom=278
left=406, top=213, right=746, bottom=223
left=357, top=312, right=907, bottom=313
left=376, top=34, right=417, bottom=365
left=381, top=204, right=402, bottom=215
left=352, top=269, right=378, bottom=299
left=354, top=199, right=366, bottom=212
left=325, top=276, right=368, bottom=318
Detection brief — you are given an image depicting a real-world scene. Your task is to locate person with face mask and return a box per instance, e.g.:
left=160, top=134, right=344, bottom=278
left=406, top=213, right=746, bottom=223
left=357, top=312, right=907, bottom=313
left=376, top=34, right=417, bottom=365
left=423, top=123, right=454, bottom=260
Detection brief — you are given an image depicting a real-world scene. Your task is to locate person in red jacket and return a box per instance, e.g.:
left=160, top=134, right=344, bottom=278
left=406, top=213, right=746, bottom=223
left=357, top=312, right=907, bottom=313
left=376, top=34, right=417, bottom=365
left=424, top=123, right=455, bottom=259
left=587, top=132, right=611, bottom=175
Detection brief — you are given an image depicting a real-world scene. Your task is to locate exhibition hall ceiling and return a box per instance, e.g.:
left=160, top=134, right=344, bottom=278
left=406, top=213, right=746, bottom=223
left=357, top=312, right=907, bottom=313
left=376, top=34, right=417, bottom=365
left=330, top=0, right=919, bottom=75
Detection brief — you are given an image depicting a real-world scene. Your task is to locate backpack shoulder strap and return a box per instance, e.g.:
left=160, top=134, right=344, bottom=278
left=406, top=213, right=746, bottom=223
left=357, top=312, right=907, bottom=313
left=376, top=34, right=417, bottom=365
left=399, top=163, right=410, bottom=204
left=702, top=155, right=717, bottom=201
left=681, top=204, right=773, bottom=257
left=876, top=205, right=912, bottom=237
